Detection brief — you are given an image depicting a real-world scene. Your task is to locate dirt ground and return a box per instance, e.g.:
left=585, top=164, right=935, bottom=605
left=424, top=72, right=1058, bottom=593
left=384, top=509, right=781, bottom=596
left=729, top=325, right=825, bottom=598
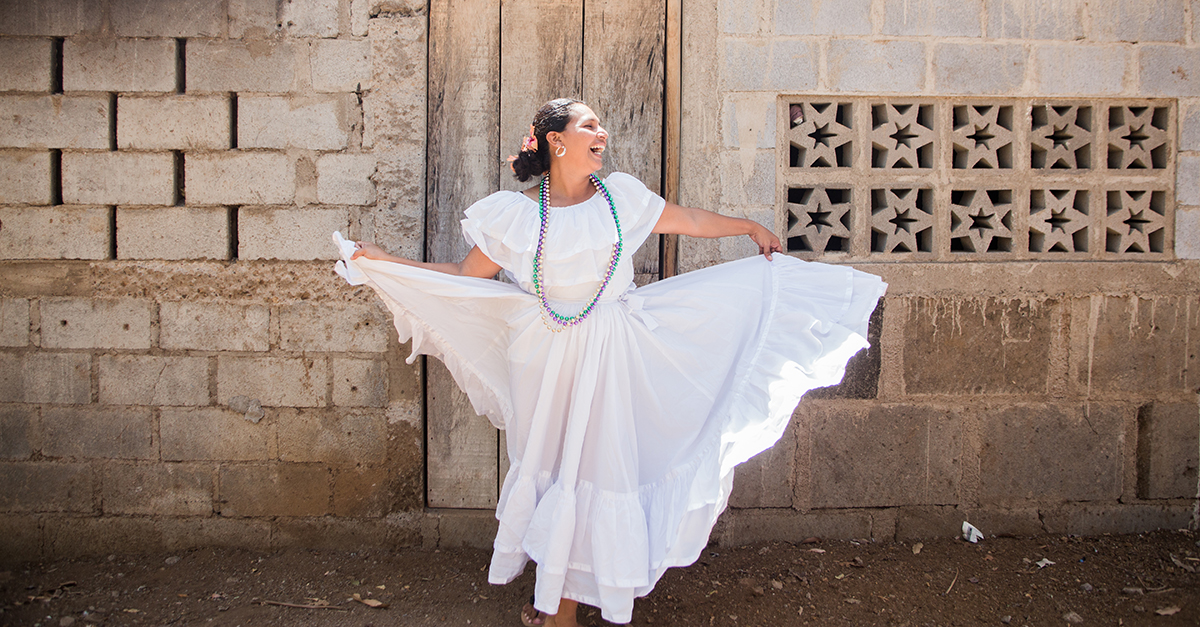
left=2, top=529, right=1197, bottom=627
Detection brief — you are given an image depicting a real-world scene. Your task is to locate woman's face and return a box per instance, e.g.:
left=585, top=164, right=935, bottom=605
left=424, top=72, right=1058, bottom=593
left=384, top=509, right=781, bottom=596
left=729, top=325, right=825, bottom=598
left=549, top=104, right=608, bottom=173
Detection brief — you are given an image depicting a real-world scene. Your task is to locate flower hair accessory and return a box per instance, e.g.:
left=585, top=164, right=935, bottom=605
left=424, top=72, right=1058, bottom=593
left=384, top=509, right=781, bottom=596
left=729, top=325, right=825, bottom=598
left=505, top=125, right=540, bottom=172
left=521, top=125, right=538, bottom=153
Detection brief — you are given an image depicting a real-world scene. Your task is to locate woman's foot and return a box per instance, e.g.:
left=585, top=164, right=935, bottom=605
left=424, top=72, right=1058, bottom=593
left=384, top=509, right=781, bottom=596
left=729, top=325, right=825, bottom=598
left=521, top=597, right=546, bottom=626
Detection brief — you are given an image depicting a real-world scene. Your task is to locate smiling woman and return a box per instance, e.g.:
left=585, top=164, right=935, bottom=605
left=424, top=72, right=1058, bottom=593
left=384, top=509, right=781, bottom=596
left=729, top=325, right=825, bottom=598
left=336, top=98, right=886, bottom=626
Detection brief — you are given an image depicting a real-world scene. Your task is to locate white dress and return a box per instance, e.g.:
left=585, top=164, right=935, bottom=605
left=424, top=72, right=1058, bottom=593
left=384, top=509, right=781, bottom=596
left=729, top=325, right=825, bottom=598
left=333, top=172, right=886, bottom=624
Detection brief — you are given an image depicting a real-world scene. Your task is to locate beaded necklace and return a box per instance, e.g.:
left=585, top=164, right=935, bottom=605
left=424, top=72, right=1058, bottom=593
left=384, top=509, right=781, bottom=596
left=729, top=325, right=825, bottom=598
left=531, top=174, right=623, bottom=332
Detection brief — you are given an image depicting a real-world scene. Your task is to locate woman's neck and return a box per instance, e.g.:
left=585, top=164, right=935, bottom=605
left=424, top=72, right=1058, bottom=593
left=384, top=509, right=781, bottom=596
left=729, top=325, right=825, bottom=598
left=545, top=165, right=597, bottom=206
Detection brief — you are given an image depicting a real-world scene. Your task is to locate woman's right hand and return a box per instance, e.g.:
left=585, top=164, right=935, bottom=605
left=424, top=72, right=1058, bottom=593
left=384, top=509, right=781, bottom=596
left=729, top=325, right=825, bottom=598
left=351, top=241, right=387, bottom=260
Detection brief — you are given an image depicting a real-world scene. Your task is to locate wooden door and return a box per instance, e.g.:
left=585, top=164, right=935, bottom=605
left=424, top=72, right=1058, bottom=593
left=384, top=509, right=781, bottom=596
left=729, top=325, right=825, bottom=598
left=426, top=0, right=666, bottom=508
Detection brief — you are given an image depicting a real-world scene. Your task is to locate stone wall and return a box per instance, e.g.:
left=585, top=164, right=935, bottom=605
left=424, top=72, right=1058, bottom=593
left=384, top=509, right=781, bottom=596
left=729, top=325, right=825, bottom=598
left=0, top=0, right=429, bottom=564
left=683, top=0, right=1199, bottom=544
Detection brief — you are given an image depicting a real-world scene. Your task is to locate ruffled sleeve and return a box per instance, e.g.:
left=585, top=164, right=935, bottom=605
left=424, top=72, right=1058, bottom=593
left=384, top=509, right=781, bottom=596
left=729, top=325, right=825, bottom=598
left=603, top=172, right=666, bottom=253
left=460, top=190, right=537, bottom=275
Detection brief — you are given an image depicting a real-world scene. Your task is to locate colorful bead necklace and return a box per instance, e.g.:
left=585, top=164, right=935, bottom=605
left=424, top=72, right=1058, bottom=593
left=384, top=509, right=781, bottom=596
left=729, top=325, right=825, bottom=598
left=531, top=174, right=623, bottom=332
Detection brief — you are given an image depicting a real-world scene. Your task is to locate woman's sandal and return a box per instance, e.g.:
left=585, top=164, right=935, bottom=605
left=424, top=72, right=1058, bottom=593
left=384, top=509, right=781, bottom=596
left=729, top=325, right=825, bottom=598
left=521, top=594, right=547, bottom=626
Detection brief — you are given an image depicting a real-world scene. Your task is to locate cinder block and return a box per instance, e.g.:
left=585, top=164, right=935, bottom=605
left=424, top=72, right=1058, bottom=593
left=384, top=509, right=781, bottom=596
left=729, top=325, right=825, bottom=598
left=0, top=38, right=53, bottom=91
left=894, top=506, right=964, bottom=540
left=718, top=508, right=874, bottom=545
left=334, top=465, right=393, bottom=516
left=317, top=153, right=376, bottom=205
left=42, top=407, right=155, bottom=460
left=719, top=0, right=769, bottom=34
left=218, top=463, right=330, bottom=517
left=278, top=302, right=389, bottom=353
left=1182, top=103, right=1200, bottom=151
left=217, top=356, right=328, bottom=407
left=0, top=150, right=52, bottom=205
left=1140, top=45, right=1200, bottom=96
left=729, top=417, right=794, bottom=508
left=1137, top=402, right=1199, bottom=499
left=0, top=463, right=93, bottom=513
left=828, top=39, right=925, bottom=93
left=0, top=95, right=109, bottom=148
left=350, top=0, right=370, bottom=36
left=158, top=517, right=271, bottom=551
left=111, top=0, right=224, bottom=37
left=0, top=514, right=42, bottom=564
left=726, top=40, right=811, bottom=91
left=63, top=38, right=175, bottom=93
left=185, top=152, right=295, bottom=205
left=229, top=0, right=281, bottom=39
left=979, top=403, right=1125, bottom=504
left=277, top=408, right=386, bottom=463
left=0, top=0, right=103, bottom=36
left=116, top=206, right=230, bottom=260
left=23, top=352, right=91, bottom=404
left=722, top=94, right=775, bottom=149
left=1178, top=207, right=1200, bottom=259
left=98, top=355, right=210, bottom=406
left=0, top=298, right=29, bottom=347
left=0, top=353, right=18, bottom=402
left=1051, top=502, right=1194, bottom=536
left=238, top=95, right=352, bottom=150
left=62, top=151, right=175, bottom=206
left=905, top=298, right=1052, bottom=394
left=280, top=0, right=339, bottom=37
left=101, top=462, right=213, bottom=515
left=933, top=43, right=1026, bottom=95
left=331, top=358, right=388, bottom=407
left=1032, top=43, right=1129, bottom=95
left=964, top=508, right=1045, bottom=538
left=810, top=404, right=961, bottom=508
left=987, top=0, right=1085, bottom=40
left=881, top=0, right=983, bottom=37
left=44, top=516, right=162, bottom=559
left=186, top=41, right=300, bottom=93
left=0, top=206, right=110, bottom=260
left=40, top=298, right=152, bottom=350
left=362, top=17, right=425, bottom=149
left=774, top=0, right=871, bottom=35
left=0, top=405, right=35, bottom=459
left=1177, top=154, right=1200, bottom=206
left=1088, top=0, right=1185, bottom=43
left=237, top=206, right=348, bottom=260
left=1079, top=296, right=1195, bottom=395
left=312, top=39, right=372, bottom=92
left=159, top=301, right=269, bottom=352
left=161, top=407, right=273, bottom=461
left=118, top=95, right=231, bottom=150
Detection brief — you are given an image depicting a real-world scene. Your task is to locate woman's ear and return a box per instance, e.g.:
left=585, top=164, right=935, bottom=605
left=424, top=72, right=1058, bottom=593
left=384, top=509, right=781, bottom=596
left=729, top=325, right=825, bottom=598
left=545, top=131, right=563, bottom=149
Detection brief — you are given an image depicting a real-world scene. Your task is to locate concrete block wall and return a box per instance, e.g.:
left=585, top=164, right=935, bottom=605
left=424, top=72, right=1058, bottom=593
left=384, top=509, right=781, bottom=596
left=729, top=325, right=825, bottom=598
left=0, top=0, right=427, bottom=564
left=689, top=0, right=1200, bottom=543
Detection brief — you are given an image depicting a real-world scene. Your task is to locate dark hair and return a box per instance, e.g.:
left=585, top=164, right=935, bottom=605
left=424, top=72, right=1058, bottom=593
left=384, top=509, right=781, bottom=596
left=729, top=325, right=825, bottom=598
left=511, top=98, right=584, bottom=182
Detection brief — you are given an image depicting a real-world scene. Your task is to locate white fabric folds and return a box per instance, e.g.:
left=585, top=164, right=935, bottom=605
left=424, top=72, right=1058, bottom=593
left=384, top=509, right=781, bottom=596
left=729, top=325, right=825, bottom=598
left=332, top=173, right=886, bottom=624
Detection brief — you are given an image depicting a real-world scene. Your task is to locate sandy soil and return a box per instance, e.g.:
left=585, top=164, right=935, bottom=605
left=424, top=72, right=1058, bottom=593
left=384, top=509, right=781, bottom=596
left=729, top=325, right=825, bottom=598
left=2, top=529, right=1197, bottom=626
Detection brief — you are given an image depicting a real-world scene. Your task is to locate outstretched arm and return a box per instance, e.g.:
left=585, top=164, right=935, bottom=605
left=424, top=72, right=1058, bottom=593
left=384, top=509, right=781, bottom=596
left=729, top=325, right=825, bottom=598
left=652, top=202, right=782, bottom=260
left=351, top=242, right=502, bottom=279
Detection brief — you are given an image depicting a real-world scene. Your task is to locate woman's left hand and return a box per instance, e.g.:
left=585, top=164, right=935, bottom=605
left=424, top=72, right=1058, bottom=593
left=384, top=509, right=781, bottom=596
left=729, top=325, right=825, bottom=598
left=748, top=224, right=782, bottom=260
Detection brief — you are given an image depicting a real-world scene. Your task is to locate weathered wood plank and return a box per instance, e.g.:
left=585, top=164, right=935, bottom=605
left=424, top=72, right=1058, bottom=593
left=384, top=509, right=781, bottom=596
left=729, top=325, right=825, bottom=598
left=426, top=0, right=502, bottom=509
left=584, top=0, right=666, bottom=279
left=499, top=0, right=584, bottom=192
left=662, top=0, right=681, bottom=278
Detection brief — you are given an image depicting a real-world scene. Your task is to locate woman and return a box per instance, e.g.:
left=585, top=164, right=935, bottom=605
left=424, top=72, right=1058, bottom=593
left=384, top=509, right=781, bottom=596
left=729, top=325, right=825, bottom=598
left=336, top=98, right=886, bottom=626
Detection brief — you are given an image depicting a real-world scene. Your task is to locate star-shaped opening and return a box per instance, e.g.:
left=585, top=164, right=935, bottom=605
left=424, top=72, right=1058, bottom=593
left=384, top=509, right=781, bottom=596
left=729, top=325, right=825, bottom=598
left=967, top=125, right=995, bottom=148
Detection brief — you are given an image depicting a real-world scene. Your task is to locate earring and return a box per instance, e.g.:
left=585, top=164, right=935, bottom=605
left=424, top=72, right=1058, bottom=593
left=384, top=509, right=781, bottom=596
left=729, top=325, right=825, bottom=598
left=555, top=145, right=566, bottom=157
